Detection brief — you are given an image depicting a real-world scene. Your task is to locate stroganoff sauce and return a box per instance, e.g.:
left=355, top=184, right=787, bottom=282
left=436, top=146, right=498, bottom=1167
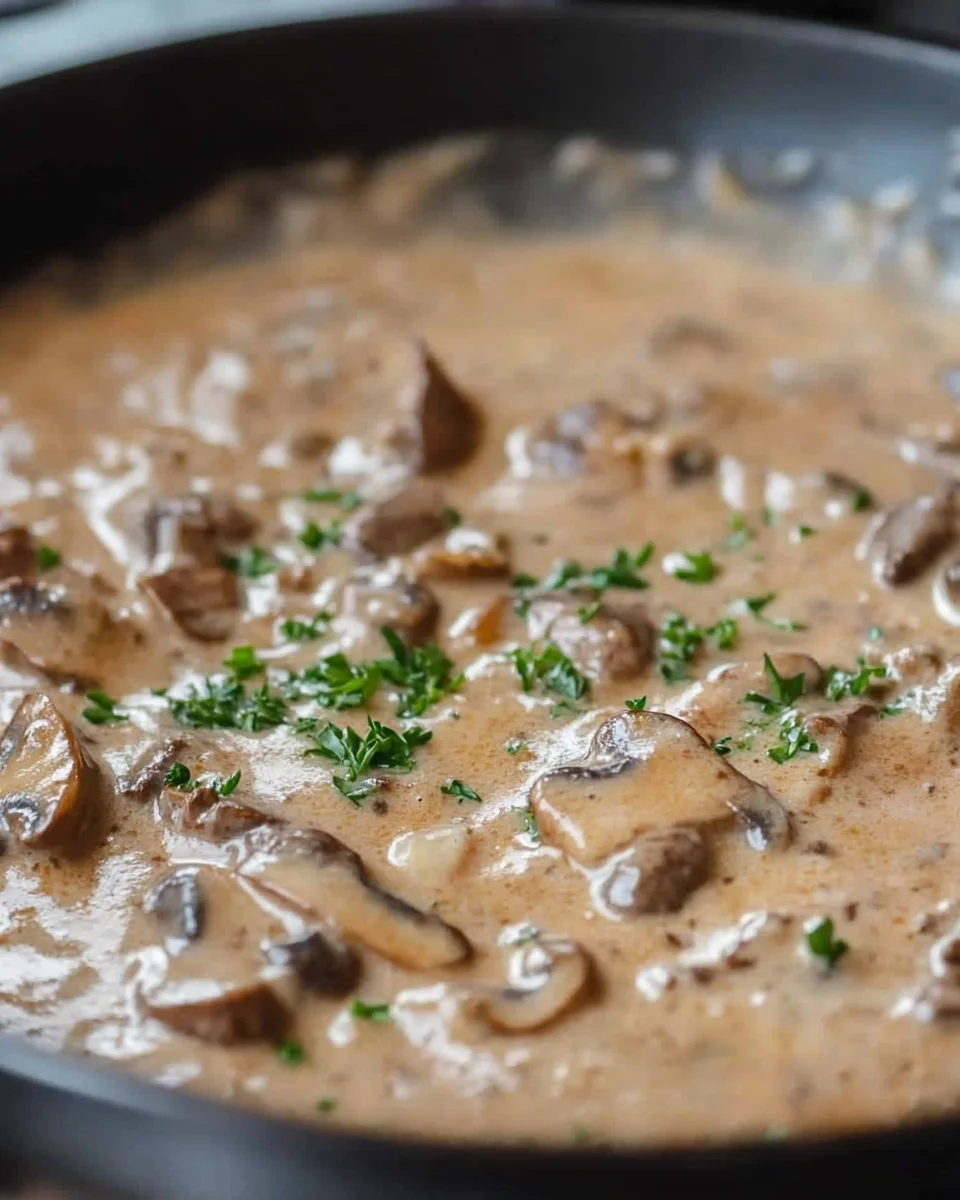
left=1, top=145, right=960, bottom=1147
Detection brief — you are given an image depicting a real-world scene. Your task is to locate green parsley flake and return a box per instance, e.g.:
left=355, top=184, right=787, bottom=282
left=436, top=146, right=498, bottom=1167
left=316, top=1097, right=338, bottom=1114
left=169, top=677, right=288, bottom=731
left=443, top=506, right=462, bottom=528
left=162, top=763, right=242, bottom=796
left=163, top=762, right=191, bottom=788
left=577, top=601, right=601, bottom=625
left=707, top=616, right=739, bottom=651
left=850, top=488, right=873, bottom=513
left=736, top=592, right=806, bottom=632
left=824, top=661, right=888, bottom=702
left=745, top=653, right=807, bottom=713
left=725, top=513, right=753, bottom=551
left=82, top=690, right=126, bottom=725
left=791, top=524, right=816, bottom=542
left=666, top=550, right=718, bottom=585
left=504, top=738, right=527, bottom=756
left=658, top=612, right=704, bottom=684
left=522, top=807, right=541, bottom=844
left=277, top=1040, right=306, bottom=1065
left=625, top=696, right=647, bottom=711
left=713, top=735, right=733, bottom=757
left=804, top=917, right=848, bottom=969
left=286, top=653, right=381, bottom=711
left=441, top=779, right=482, bottom=803
left=350, top=1000, right=390, bottom=1022
left=221, top=546, right=278, bottom=578
left=302, top=488, right=362, bottom=511
left=299, top=519, right=342, bottom=552
left=222, top=644, right=265, bottom=682
left=375, top=628, right=463, bottom=719
left=509, top=642, right=590, bottom=707
left=35, top=544, right=61, bottom=571
left=281, top=611, right=332, bottom=642
left=514, top=544, right=654, bottom=599
left=768, top=713, right=819, bottom=764
left=304, top=717, right=431, bottom=802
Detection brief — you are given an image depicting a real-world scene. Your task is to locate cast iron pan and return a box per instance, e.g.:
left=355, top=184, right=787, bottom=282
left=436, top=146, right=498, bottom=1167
left=3, top=2, right=960, bottom=1196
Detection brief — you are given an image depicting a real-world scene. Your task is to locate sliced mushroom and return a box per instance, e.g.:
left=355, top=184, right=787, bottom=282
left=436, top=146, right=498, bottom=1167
left=592, top=827, right=710, bottom=917
left=341, top=566, right=439, bottom=647
left=473, top=935, right=592, bottom=1032
left=118, top=736, right=190, bottom=801
left=526, top=593, right=654, bottom=681
left=141, top=565, right=240, bottom=642
left=858, top=489, right=955, bottom=586
left=137, top=491, right=257, bottom=569
left=0, top=577, right=137, bottom=687
left=159, top=785, right=282, bottom=841
left=783, top=703, right=877, bottom=806
left=140, top=867, right=294, bottom=1045
left=343, top=480, right=448, bottom=558
left=411, top=526, right=510, bottom=582
left=531, top=708, right=789, bottom=865
left=238, top=824, right=471, bottom=970
left=385, top=343, right=482, bottom=473
left=263, top=929, right=361, bottom=997
left=0, top=526, right=36, bottom=579
left=933, top=559, right=960, bottom=627
left=144, top=867, right=205, bottom=941
left=0, top=693, right=100, bottom=850
left=520, top=399, right=654, bottom=479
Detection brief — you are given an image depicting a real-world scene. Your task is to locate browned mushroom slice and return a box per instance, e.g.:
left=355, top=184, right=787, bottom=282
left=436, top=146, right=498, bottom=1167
left=858, top=489, right=955, bottom=586
left=140, top=867, right=294, bottom=1045
left=341, top=567, right=439, bottom=647
left=0, top=578, right=135, bottom=687
left=141, top=565, right=240, bottom=642
left=473, top=935, right=592, bottom=1032
left=0, top=526, right=35, bottom=579
left=239, top=825, right=471, bottom=970
left=138, top=491, right=257, bottom=567
left=263, top=929, right=361, bottom=997
left=592, top=827, right=710, bottom=917
left=0, top=693, right=100, bottom=849
left=526, top=594, right=654, bottom=681
left=531, top=708, right=789, bottom=865
left=118, top=736, right=190, bottom=801
left=158, top=785, right=282, bottom=841
left=522, top=398, right=653, bottom=478
left=385, top=343, right=482, bottom=473
left=343, top=480, right=448, bottom=558
left=797, top=702, right=877, bottom=802
left=411, top=527, right=510, bottom=582
left=144, top=867, right=205, bottom=941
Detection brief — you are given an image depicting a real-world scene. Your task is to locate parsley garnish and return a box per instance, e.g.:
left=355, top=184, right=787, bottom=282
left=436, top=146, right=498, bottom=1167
left=725, top=513, right=753, bottom=551
left=299, top=519, right=342, bottom=552
left=287, top=653, right=381, bottom=711
left=707, top=616, right=739, bottom=650
left=577, top=601, right=601, bottom=625
left=375, top=628, right=463, bottom=718
left=768, top=713, right=819, bottom=764
left=277, top=1040, right=306, bottom=1065
left=35, top=544, right=61, bottom=571
left=713, top=735, right=733, bottom=756
left=82, top=690, right=126, bottom=725
left=509, top=924, right=540, bottom=945
left=304, top=717, right=431, bottom=803
left=350, top=1000, right=390, bottom=1022
left=625, top=696, right=647, bottom=711
left=791, top=524, right=816, bottom=542
left=761, top=506, right=777, bottom=527
left=804, top=917, right=848, bottom=969
left=316, top=1097, right=337, bottom=1114
left=163, top=762, right=191, bottom=788
left=658, top=612, right=704, bottom=684
left=281, top=611, right=331, bottom=642
left=736, top=592, right=806, bottom=632
left=161, top=763, right=242, bottom=796
left=509, top=642, right=590, bottom=706
left=443, top=506, right=462, bottom=528
left=169, top=676, right=288, bottom=731
left=221, top=546, right=278, bottom=578
left=745, top=653, right=806, bottom=714
left=824, top=662, right=888, bottom=701
left=505, top=738, right=527, bottom=755
left=667, top=550, right=718, bottom=584
left=302, top=488, right=362, bottom=511
left=850, top=488, right=873, bottom=513
left=441, top=779, right=482, bottom=803
left=522, top=807, right=541, bottom=844
left=222, top=644, right=265, bottom=682
left=514, top=544, right=654, bottom=600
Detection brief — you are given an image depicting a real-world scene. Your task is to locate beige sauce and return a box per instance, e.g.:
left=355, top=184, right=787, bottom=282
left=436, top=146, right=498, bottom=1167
left=1, top=144, right=960, bottom=1148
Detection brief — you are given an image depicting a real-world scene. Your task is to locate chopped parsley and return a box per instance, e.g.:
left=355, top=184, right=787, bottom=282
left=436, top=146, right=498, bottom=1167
left=707, top=616, right=739, bottom=650
left=658, top=612, right=704, bottom=684
left=35, top=544, right=61, bottom=571
left=441, top=779, right=482, bottom=803
left=791, top=524, right=816, bottom=542
left=804, top=917, right=848, bottom=969
left=299, top=519, right=342, bottom=552
left=761, top=506, right=777, bottom=527
left=509, top=642, right=590, bottom=707
left=82, top=690, right=126, bottom=725
left=280, top=611, right=332, bottom=642
left=277, top=1040, right=306, bottom=1065
left=316, top=1097, right=338, bottom=1114
left=666, top=550, right=718, bottom=584
left=375, top=628, right=463, bottom=719
left=625, top=696, right=647, bottom=711
left=304, top=717, right=431, bottom=803
left=222, top=644, right=265, bottom=682
left=221, top=545, right=278, bottom=578
left=713, top=735, right=733, bottom=756
left=514, top=544, right=654, bottom=599
left=162, top=763, right=242, bottom=796
left=577, top=601, right=601, bottom=625
left=504, top=738, right=527, bottom=756
left=443, top=506, right=462, bottom=528
left=868, top=626, right=884, bottom=641
left=286, top=653, right=381, bottom=711
left=725, top=513, right=753, bottom=551
left=735, top=592, right=806, bottom=632
left=350, top=1000, right=390, bottom=1022
left=824, top=661, right=888, bottom=701
left=508, top=924, right=540, bottom=945
left=850, top=487, right=873, bottom=513
left=768, top=713, right=819, bottom=764
left=168, top=676, right=288, bottom=731
left=743, top=655, right=818, bottom=764
left=163, top=762, right=191, bottom=788
left=522, top=807, right=541, bottom=844
left=302, top=487, right=363, bottom=512
left=744, top=653, right=807, bottom=714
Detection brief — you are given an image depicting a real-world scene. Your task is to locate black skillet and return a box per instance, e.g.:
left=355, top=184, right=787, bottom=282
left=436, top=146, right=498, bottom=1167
left=4, top=1, right=960, bottom=1195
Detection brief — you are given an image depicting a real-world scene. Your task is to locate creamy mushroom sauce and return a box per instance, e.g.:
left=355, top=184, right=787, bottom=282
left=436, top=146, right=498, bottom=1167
left=3, top=142, right=960, bottom=1149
